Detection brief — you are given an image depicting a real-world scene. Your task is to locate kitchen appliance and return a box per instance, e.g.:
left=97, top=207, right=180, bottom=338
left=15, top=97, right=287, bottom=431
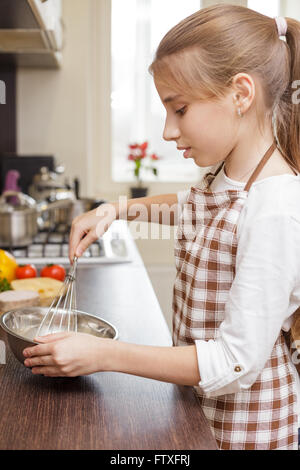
left=36, top=256, right=78, bottom=337
left=0, top=307, right=118, bottom=365
left=0, top=157, right=132, bottom=265
left=71, top=177, right=105, bottom=219
left=28, top=164, right=76, bottom=230
left=0, top=0, right=64, bottom=54
left=6, top=221, right=132, bottom=266
left=0, top=190, right=39, bottom=247
left=0, top=190, right=75, bottom=247
left=0, top=157, right=76, bottom=231
left=0, top=155, right=55, bottom=195
left=35, top=197, right=74, bottom=231
left=3, top=170, right=21, bottom=193
left=28, top=165, right=74, bottom=202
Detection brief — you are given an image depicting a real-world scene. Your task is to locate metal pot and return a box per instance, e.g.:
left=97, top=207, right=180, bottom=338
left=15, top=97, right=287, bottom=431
left=0, top=191, right=38, bottom=247
left=0, top=191, right=75, bottom=247
left=28, top=165, right=76, bottom=231
left=36, top=194, right=74, bottom=231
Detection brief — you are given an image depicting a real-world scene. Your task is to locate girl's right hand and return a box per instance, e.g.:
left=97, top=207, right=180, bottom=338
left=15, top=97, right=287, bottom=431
left=68, top=202, right=118, bottom=263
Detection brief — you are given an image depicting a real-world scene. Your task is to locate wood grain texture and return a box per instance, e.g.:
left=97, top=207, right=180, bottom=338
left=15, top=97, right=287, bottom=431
left=0, top=263, right=217, bottom=450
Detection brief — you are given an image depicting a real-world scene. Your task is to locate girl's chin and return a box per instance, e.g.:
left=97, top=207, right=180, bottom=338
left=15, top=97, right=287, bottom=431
left=184, top=149, right=213, bottom=167
left=192, top=155, right=214, bottom=168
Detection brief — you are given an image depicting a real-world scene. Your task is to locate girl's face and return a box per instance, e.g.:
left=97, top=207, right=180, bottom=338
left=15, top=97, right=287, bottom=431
left=155, top=81, right=239, bottom=168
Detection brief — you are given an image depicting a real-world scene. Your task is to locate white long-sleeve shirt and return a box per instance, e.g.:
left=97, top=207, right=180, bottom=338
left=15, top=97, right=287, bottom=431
left=177, top=165, right=300, bottom=424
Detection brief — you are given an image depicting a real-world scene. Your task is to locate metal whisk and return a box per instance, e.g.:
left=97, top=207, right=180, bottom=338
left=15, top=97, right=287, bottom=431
left=36, top=256, right=78, bottom=337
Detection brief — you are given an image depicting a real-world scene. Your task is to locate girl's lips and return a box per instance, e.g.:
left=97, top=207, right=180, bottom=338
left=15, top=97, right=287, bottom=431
left=183, top=148, right=191, bottom=159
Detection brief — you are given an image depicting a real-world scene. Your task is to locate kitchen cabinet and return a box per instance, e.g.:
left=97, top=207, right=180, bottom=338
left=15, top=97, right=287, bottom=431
left=0, top=0, right=63, bottom=68
left=0, top=221, right=217, bottom=450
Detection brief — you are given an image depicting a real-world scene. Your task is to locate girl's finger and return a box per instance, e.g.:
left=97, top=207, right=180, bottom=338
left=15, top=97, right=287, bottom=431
left=24, top=355, right=55, bottom=368
left=69, top=222, right=87, bottom=262
left=31, top=366, right=62, bottom=377
left=34, top=332, right=72, bottom=343
left=74, top=231, right=98, bottom=257
left=23, top=342, right=53, bottom=358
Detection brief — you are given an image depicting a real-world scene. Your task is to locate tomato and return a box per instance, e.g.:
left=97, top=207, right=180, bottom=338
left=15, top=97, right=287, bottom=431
left=16, top=264, right=37, bottom=279
left=40, top=264, right=66, bottom=281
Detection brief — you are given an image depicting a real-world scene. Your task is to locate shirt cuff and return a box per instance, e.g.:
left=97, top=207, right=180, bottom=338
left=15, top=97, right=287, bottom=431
left=195, top=339, right=245, bottom=397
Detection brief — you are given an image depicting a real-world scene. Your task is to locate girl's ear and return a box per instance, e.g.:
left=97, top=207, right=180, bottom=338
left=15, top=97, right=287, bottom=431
left=231, top=73, right=255, bottom=115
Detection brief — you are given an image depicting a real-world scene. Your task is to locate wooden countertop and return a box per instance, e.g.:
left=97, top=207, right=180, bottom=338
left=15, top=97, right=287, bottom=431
left=0, top=222, right=217, bottom=450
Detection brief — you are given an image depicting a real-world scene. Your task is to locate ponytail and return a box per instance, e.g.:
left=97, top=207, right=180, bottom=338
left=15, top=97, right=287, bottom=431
left=275, top=18, right=300, bottom=171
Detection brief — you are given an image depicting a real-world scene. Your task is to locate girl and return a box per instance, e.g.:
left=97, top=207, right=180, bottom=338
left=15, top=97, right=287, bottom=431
left=23, top=5, right=300, bottom=450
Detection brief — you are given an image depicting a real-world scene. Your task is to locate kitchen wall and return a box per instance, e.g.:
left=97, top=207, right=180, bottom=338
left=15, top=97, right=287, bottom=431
left=16, top=0, right=300, bottom=332
left=281, top=0, right=300, bottom=16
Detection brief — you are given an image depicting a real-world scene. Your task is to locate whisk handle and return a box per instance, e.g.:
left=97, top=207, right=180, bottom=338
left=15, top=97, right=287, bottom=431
left=66, top=256, right=78, bottom=281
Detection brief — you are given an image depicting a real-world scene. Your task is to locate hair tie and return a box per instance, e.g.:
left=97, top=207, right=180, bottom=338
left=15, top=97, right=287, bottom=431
left=275, top=16, right=287, bottom=39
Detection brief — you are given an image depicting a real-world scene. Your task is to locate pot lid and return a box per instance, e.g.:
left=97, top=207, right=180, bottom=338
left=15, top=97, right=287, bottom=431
left=0, top=191, right=36, bottom=214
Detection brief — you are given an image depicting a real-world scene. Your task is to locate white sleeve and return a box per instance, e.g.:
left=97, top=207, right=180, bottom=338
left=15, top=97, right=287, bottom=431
left=177, top=190, right=190, bottom=207
left=195, top=213, right=300, bottom=397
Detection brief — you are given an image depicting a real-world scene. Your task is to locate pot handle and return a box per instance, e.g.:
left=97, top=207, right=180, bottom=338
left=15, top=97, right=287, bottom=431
left=36, top=199, right=74, bottom=214
left=0, top=191, right=36, bottom=207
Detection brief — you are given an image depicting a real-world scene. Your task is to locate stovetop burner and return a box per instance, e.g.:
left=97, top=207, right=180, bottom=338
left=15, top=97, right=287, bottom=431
left=3, top=223, right=131, bottom=266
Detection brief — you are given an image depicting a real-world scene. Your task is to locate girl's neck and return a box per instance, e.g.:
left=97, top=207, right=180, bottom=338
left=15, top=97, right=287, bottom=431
left=224, top=128, right=291, bottom=182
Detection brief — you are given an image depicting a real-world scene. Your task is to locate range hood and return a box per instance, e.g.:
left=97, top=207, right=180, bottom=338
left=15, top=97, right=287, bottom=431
left=0, top=29, right=50, bottom=53
left=0, top=0, right=63, bottom=56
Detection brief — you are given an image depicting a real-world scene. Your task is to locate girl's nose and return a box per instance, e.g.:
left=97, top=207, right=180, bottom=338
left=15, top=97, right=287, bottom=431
left=163, top=118, right=180, bottom=142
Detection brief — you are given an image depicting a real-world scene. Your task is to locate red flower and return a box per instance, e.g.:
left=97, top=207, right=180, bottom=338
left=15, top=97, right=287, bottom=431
left=127, top=141, right=161, bottom=183
left=139, top=142, right=148, bottom=151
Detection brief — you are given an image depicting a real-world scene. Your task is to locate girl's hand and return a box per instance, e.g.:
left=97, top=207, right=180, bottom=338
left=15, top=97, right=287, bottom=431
left=22, top=332, right=113, bottom=377
left=69, top=202, right=118, bottom=262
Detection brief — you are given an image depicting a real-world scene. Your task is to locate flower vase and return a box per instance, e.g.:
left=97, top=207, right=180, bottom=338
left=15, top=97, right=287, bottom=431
left=130, top=187, right=148, bottom=199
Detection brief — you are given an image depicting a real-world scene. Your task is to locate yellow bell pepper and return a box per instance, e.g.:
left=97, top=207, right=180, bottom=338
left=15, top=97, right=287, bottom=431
left=0, top=250, right=17, bottom=282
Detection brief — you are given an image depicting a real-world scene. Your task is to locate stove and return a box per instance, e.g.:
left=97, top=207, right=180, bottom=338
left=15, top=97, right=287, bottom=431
left=6, top=223, right=132, bottom=266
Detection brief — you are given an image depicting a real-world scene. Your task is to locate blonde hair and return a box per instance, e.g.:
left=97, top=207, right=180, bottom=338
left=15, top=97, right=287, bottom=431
left=149, top=4, right=300, bottom=171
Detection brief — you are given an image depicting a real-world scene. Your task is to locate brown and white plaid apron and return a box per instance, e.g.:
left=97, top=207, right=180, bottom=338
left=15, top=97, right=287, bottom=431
left=173, top=143, right=298, bottom=450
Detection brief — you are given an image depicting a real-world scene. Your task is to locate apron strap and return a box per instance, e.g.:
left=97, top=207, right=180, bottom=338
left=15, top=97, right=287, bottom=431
left=244, top=142, right=277, bottom=192
left=213, top=162, right=225, bottom=178
left=206, top=142, right=298, bottom=191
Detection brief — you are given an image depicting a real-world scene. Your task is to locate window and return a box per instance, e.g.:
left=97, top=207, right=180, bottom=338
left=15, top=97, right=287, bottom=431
left=111, top=0, right=201, bottom=183
left=111, top=1, right=281, bottom=184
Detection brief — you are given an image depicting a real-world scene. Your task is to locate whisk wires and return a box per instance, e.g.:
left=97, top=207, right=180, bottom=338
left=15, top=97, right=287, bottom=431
left=36, top=256, right=78, bottom=337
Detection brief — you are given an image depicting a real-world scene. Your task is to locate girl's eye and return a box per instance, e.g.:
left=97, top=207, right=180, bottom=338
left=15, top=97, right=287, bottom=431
left=175, top=106, right=187, bottom=116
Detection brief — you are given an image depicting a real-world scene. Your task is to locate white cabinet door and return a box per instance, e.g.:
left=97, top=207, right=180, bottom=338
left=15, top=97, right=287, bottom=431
left=27, top=0, right=63, bottom=51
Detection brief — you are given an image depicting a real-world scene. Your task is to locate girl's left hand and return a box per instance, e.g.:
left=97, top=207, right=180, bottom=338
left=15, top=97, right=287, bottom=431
left=22, top=332, right=113, bottom=377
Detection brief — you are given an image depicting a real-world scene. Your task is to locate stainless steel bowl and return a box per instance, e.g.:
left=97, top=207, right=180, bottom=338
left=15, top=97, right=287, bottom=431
left=0, top=307, right=118, bottom=365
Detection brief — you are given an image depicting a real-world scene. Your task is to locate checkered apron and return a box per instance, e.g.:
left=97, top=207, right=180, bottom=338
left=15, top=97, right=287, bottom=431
left=173, top=143, right=298, bottom=450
